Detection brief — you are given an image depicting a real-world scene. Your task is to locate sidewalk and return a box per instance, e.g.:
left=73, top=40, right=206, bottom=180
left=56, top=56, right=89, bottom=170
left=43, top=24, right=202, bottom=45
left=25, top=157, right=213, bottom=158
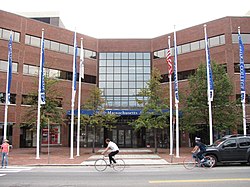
left=7, top=147, right=192, bottom=166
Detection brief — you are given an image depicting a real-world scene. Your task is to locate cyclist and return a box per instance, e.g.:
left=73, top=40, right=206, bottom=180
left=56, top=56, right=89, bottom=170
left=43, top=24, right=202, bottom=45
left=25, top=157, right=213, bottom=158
left=191, top=137, right=206, bottom=162
left=101, top=138, right=119, bottom=166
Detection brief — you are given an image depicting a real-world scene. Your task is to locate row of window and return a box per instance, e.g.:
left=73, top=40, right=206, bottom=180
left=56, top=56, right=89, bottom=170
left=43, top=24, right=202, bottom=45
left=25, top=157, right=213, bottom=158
left=232, top=33, right=250, bottom=44
left=99, top=52, right=150, bottom=60
left=99, top=74, right=150, bottom=82
left=154, top=35, right=225, bottom=59
left=0, top=92, right=62, bottom=106
left=99, top=59, right=150, bottom=67
left=25, top=34, right=97, bottom=59
left=101, top=87, right=147, bottom=95
left=0, top=28, right=20, bottom=42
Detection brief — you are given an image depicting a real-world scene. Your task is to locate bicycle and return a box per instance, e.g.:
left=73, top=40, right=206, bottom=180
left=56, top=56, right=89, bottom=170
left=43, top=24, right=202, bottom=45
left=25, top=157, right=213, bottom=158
left=183, top=153, right=215, bottom=170
left=94, top=155, right=125, bottom=172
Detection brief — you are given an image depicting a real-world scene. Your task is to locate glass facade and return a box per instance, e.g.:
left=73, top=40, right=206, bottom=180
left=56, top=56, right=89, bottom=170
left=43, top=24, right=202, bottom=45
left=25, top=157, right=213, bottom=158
left=99, top=52, right=151, bottom=109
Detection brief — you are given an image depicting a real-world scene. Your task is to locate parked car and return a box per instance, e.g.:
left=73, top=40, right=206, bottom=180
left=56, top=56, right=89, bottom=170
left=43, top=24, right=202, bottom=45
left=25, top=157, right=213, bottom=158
left=205, top=134, right=250, bottom=166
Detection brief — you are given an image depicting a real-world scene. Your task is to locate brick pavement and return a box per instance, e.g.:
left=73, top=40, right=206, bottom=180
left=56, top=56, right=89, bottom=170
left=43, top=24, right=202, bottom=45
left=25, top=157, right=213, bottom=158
left=6, top=147, right=192, bottom=166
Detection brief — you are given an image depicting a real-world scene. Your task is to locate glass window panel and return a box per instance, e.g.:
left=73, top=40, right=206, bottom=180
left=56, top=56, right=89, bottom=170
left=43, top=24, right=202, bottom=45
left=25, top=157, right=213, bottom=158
left=29, top=65, right=39, bottom=75
left=242, top=34, right=250, bottom=44
left=106, top=82, right=113, bottom=88
left=129, top=89, right=136, bottom=95
left=200, top=40, right=205, bottom=49
left=129, top=67, right=136, bottom=73
left=143, top=53, right=150, bottom=59
left=136, top=53, right=143, bottom=59
left=144, top=67, right=150, bottom=73
left=121, top=67, right=128, bottom=73
left=232, top=34, right=238, bottom=43
left=114, top=74, right=121, bottom=80
left=49, top=69, right=60, bottom=78
left=129, top=60, right=136, bottom=66
left=2, top=29, right=10, bottom=40
left=51, top=41, right=59, bottom=51
left=121, top=74, right=128, bottom=80
left=136, top=60, right=143, bottom=66
left=99, top=53, right=106, bottom=59
left=158, top=50, right=164, bottom=58
left=99, top=67, right=106, bottom=73
left=129, top=100, right=136, bottom=107
left=114, top=53, right=121, bottom=59
left=220, top=35, right=225, bottom=44
left=137, top=74, right=143, bottom=81
left=99, top=60, right=106, bottom=66
left=31, top=36, right=40, bottom=47
left=182, top=43, right=190, bottom=53
left=144, top=74, right=151, bottom=81
left=107, top=53, right=113, bottom=59
left=107, top=59, right=113, bottom=66
left=107, top=74, right=114, bottom=81
left=121, top=60, right=128, bottom=66
left=129, top=82, right=136, bottom=88
left=114, top=82, right=121, bottom=88
left=191, top=41, right=200, bottom=51
left=114, top=59, right=121, bottom=66
left=137, top=67, right=143, bottom=73
left=114, top=67, right=121, bottom=73
left=85, top=49, right=92, bottom=58
left=106, top=89, right=113, bottom=95
left=23, top=64, right=29, bottom=74
left=107, top=67, right=113, bottom=73
left=25, top=35, right=31, bottom=44
left=144, top=60, right=150, bottom=66
left=59, top=43, right=68, bottom=53
left=114, top=89, right=121, bottom=95
left=0, top=60, right=7, bottom=71
left=129, top=53, right=136, bottom=59
left=99, top=82, right=106, bottom=88
left=122, top=82, right=128, bottom=88
left=12, top=63, right=18, bottom=73
left=177, top=46, right=182, bottom=54
left=121, top=53, right=128, bottom=59
left=129, top=74, right=136, bottom=81
left=44, top=39, right=51, bottom=49
left=14, top=32, right=20, bottom=42
left=209, top=36, right=220, bottom=47
left=99, top=74, right=106, bottom=81
left=0, top=28, right=2, bottom=38
left=121, top=89, right=128, bottom=95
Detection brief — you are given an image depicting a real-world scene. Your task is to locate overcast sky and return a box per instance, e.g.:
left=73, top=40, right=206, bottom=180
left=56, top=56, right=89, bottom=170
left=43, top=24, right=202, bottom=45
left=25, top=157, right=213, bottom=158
left=1, top=0, right=250, bottom=38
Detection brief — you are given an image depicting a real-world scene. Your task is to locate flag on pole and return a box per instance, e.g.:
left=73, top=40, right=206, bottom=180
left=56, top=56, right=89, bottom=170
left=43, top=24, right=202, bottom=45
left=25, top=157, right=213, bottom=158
left=204, top=26, right=214, bottom=102
left=6, top=33, right=13, bottom=105
left=80, top=38, right=84, bottom=79
left=72, top=31, right=78, bottom=102
left=166, top=49, right=173, bottom=75
left=238, top=30, right=245, bottom=103
left=173, top=30, right=179, bottom=104
left=39, top=30, right=46, bottom=105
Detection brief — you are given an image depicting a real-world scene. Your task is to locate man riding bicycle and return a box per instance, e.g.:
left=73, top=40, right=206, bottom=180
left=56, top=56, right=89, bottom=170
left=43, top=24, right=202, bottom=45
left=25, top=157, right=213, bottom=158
left=102, top=138, right=119, bottom=166
left=191, top=137, right=206, bottom=162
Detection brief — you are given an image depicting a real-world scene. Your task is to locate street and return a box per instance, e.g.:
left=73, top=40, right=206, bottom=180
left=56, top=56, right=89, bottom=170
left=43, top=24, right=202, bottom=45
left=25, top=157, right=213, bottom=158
left=0, top=165, right=249, bottom=187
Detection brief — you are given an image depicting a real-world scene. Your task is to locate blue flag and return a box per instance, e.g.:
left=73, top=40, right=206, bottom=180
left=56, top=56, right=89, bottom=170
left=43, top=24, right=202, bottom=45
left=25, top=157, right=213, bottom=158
left=238, top=31, right=245, bottom=103
left=40, top=30, right=45, bottom=105
left=174, top=30, right=179, bottom=104
left=204, top=27, right=214, bottom=102
left=72, top=31, right=78, bottom=102
left=7, top=33, right=13, bottom=105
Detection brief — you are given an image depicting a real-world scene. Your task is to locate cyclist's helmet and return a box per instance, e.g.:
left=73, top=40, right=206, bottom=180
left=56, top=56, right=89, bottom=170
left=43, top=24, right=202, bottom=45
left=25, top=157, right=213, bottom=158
left=195, top=137, right=201, bottom=142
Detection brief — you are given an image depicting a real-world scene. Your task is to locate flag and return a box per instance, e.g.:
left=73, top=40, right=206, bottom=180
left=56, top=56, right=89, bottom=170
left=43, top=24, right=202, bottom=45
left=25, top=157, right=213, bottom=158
left=238, top=30, right=245, bottom=103
left=166, top=49, right=173, bottom=75
left=6, top=33, right=13, bottom=105
left=39, top=30, right=46, bottom=105
left=174, top=30, right=179, bottom=104
left=204, top=26, right=214, bottom=102
left=72, top=31, right=78, bottom=102
left=80, top=38, right=84, bottom=79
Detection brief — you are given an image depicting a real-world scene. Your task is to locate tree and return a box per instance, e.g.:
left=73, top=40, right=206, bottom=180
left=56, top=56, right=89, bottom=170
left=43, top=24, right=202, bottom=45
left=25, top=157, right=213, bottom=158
left=21, top=77, right=65, bottom=152
left=132, top=68, right=169, bottom=153
left=82, top=87, right=117, bottom=153
left=181, top=62, right=242, bottom=138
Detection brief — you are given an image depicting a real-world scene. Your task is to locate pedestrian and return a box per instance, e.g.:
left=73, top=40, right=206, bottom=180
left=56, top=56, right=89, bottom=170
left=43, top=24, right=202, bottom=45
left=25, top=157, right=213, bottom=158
left=1, top=139, right=10, bottom=168
left=102, top=138, right=119, bottom=166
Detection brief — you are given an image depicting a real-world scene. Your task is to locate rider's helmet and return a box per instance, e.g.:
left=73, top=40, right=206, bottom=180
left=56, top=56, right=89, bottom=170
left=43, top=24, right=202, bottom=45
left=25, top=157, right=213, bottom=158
left=195, top=137, right=201, bottom=142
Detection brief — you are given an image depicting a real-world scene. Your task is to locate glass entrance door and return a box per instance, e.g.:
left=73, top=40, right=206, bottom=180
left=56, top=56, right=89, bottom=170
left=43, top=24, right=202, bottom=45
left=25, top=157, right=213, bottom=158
left=114, top=129, right=132, bottom=147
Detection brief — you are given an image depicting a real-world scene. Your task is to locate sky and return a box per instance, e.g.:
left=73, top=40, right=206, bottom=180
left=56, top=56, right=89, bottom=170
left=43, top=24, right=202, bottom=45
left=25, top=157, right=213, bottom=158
left=1, top=0, right=250, bottom=38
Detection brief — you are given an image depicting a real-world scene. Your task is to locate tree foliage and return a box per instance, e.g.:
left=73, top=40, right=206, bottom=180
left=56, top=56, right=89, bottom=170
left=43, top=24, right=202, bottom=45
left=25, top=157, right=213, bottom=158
left=132, top=68, right=169, bottom=153
left=181, top=62, right=242, bottom=134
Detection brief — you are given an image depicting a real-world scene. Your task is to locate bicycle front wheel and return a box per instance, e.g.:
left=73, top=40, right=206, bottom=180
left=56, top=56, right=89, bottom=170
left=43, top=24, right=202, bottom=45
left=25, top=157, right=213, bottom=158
left=94, top=159, right=107, bottom=172
left=183, top=156, right=196, bottom=170
left=113, top=159, right=125, bottom=172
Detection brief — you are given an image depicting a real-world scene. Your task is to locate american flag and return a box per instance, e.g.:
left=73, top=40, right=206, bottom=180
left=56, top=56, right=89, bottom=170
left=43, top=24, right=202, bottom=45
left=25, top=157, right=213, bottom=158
left=166, top=49, right=173, bottom=75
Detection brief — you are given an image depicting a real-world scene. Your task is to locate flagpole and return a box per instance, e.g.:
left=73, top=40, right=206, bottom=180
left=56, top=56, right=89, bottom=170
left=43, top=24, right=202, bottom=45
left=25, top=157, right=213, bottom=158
left=3, top=32, right=13, bottom=140
left=167, top=36, right=173, bottom=155
left=204, top=24, right=213, bottom=145
left=174, top=26, right=180, bottom=158
left=77, top=38, right=83, bottom=156
left=36, top=29, right=44, bottom=159
left=238, top=27, right=247, bottom=135
left=70, top=31, right=77, bottom=159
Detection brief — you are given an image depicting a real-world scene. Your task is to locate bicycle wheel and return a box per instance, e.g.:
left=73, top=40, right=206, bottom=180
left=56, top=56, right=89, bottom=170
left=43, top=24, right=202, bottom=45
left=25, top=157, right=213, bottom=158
left=94, top=159, right=107, bottom=172
left=183, top=156, right=196, bottom=170
left=113, top=159, right=125, bottom=172
left=202, top=156, right=215, bottom=168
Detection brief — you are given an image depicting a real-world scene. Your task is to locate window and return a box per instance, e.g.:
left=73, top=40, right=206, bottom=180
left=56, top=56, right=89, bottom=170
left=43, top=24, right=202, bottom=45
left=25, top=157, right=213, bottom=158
left=239, top=138, right=250, bottom=147
left=0, top=60, right=18, bottom=73
left=223, top=139, right=237, bottom=148
left=0, top=93, right=16, bottom=104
